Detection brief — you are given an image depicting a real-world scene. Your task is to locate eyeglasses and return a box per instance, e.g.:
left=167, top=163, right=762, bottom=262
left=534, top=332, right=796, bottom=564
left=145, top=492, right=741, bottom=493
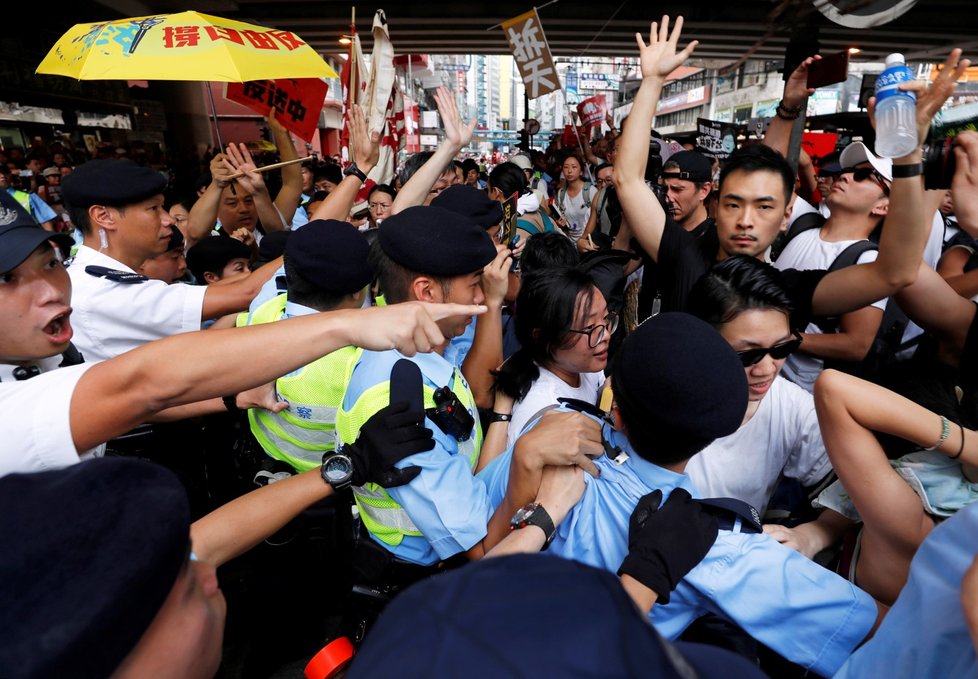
left=595, top=177, right=614, bottom=187
left=839, top=166, right=890, bottom=195
left=568, top=313, right=619, bottom=348
left=736, top=335, right=802, bottom=367
left=368, top=202, right=391, bottom=211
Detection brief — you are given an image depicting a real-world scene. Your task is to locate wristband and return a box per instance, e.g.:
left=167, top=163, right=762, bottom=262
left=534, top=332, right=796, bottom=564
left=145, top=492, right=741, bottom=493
left=222, top=395, right=240, bottom=413
left=924, top=415, right=950, bottom=450
left=951, top=423, right=966, bottom=460
left=489, top=412, right=512, bottom=424
left=891, top=162, right=923, bottom=178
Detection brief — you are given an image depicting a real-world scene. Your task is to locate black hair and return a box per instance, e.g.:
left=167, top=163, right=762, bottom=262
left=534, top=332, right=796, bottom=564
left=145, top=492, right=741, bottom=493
left=368, top=184, right=397, bottom=202
left=164, top=195, right=195, bottom=213
left=368, top=239, right=450, bottom=304
left=494, top=268, right=597, bottom=402
left=488, top=162, right=529, bottom=198
left=283, top=254, right=349, bottom=311
left=315, top=164, right=343, bottom=186
left=309, top=190, right=329, bottom=203
left=461, top=158, right=479, bottom=175
left=719, top=143, right=795, bottom=205
left=398, top=151, right=438, bottom=186
left=594, top=162, right=613, bottom=176
left=186, top=236, right=251, bottom=283
left=520, top=232, right=580, bottom=277
left=686, top=255, right=798, bottom=331
left=611, top=366, right=714, bottom=466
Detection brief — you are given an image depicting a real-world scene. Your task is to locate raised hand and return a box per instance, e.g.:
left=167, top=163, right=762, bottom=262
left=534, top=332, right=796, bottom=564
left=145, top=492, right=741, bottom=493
left=349, top=104, right=381, bottom=172
left=514, top=410, right=603, bottom=478
left=782, top=55, right=820, bottom=110
left=480, top=243, right=513, bottom=307
left=434, top=86, right=476, bottom=149
left=636, top=15, right=699, bottom=81
left=222, top=143, right=267, bottom=196
left=209, top=152, right=233, bottom=189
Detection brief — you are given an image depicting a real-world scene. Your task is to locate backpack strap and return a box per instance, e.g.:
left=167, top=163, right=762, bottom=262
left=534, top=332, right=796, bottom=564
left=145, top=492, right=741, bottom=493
left=785, top=212, right=827, bottom=245
left=814, top=240, right=879, bottom=333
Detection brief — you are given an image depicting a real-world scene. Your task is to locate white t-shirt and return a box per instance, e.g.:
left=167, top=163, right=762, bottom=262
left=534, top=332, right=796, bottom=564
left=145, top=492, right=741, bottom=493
left=67, top=246, right=207, bottom=362
left=774, top=229, right=886, bottom=392
left=684, top=376, right=832, bottom=515
left=0, top=364, right=96, bottom=477
left=557, top=185, right=593, bottom=241
left=507, top=366, right=605, bottom=449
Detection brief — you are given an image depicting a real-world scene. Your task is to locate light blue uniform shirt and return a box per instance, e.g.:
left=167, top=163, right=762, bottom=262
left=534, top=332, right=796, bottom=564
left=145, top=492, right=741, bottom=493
left=342, top=348, right=490, bottom=566
left=291, top=197, right=310, bottom=230
left=478, top=417, right=878, bottom=678
left=247, top=265, right=288, bottom=321
left=442, top=317, right=476, bottom=368
left=834, top=502, right=978, bottom=678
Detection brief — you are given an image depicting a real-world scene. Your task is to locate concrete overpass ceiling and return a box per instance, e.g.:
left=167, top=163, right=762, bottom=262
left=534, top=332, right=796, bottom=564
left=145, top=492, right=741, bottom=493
left=101, top=1, right=976, bottom=64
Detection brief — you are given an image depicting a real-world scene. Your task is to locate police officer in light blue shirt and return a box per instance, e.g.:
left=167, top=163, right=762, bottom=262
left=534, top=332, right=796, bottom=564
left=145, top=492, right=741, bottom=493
left=478, top=313, right=880, bottom=678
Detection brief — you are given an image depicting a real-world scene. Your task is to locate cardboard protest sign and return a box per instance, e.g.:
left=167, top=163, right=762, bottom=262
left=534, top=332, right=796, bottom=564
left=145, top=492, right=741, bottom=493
left=695, top=118, right=743, bottom=159
left=502, top=9, right=559, bottom=99
left=577, top=95, right=606, bottom=129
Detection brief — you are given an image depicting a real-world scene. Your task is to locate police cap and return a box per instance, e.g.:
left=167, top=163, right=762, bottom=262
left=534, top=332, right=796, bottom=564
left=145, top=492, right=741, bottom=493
left=286, top=219, right=373, bottom=294
left=61, top=159, right=168, bottom=208
left=431, top=185, right=504, bottom=230
left=0, top=458, right=191, bottom=679
left=613, top=312, right=747, bottom=440
left=0, top=191, right=72, bottom=273
left=379, top=205, right=497, bottom=276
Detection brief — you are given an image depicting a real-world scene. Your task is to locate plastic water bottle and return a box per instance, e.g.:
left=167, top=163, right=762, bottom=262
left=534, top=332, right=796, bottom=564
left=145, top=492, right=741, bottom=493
left=874, top=53, right=918, bottom=158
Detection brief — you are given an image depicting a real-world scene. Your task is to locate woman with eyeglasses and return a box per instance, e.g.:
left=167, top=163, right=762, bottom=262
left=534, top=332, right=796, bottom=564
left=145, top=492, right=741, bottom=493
left=685, top=255, right=850, bottom=557
left=495, top=267, right=616, bottom=449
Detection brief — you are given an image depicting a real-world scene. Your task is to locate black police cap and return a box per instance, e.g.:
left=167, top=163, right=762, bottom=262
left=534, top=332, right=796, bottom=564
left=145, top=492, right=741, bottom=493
left=613, top=312, right=747, bottom=440
left=0, top=458, right=191, bottom=679
left=61, top=159, right=168, bottom=208
left=431, top=185, right=504, bottom=230
left=379, top=205, right=497, bottom=277
left=0, top=191, right=72, bottom=273
left=287, top=219, right=373, bottom=294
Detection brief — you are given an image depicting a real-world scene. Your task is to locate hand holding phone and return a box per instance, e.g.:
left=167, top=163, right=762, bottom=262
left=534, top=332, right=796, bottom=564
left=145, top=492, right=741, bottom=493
left=807, top=50, right=850, bottom=89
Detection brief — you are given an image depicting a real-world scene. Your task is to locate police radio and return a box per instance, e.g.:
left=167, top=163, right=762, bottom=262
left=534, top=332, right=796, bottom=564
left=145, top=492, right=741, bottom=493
left=426, top=386, right=474, bottom=442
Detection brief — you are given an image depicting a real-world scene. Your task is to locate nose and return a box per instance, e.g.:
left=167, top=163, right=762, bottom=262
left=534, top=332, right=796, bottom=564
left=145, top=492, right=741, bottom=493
left=160, top=209, right=174, bottom=228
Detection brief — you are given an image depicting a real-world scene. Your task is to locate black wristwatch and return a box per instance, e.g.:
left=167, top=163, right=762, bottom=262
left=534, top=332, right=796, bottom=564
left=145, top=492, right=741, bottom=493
left=343, top=162, right=368, bottom=183
left=321, top=451, right=354, bottom=490
left=510, top=502, right=556, bottom=549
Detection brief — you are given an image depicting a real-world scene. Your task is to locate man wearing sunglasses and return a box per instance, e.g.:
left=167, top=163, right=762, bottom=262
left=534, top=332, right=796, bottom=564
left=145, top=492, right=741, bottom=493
left=772, top=141, right=893, bottom=392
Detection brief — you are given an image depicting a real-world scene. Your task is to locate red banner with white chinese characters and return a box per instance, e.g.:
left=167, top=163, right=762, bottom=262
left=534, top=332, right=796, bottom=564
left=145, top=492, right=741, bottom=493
left=225, top=78, right=327, bottom=142
left=577, top=95, right=606, bottom=129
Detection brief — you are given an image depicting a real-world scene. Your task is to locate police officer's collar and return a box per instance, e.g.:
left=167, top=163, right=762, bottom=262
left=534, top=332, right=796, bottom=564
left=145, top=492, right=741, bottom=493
left=393, top=348, right=455, bottom=389
left=284, top=300, right=318, bottom=319
left=0, top=354, right=65, bottom=382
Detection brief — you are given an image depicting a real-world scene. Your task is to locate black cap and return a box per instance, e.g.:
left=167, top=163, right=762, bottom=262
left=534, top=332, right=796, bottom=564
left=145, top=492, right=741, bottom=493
left=349, top=554, right=767, bottom=678
left=614, top=313, right=747, bottom=440
left=430, top=185, right=504, bottom=230
left=255, top=230, right=290, bottom=268
left=286, top=219, right=373, bottom=294
left=379, top=206, right=497, bottom=276
left=61, top=159, right=167, bottom=208
left=186, top=235, right=251, bottom=281
left=662, top=150, right=713, bottom=183
left=0, top=458, right=191, bottom=679
left=0, top=191, right=72, bottom=273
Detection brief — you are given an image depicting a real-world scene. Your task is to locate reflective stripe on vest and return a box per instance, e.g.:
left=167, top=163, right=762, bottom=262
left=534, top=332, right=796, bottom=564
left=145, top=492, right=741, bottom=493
left=339, top=367, right=481, bottom=547
left=244, top=293, right=360, bottom=472
left=9, top=190, right=31, bottom=215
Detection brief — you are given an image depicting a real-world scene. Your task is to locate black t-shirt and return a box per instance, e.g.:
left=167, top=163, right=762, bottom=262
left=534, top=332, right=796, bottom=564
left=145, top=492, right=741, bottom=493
left=654, top=217, right=827, bottom=327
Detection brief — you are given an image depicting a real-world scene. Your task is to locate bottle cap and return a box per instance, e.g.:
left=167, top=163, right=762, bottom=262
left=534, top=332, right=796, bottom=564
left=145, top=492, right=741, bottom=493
left=885, top=53, right=906, bottom=67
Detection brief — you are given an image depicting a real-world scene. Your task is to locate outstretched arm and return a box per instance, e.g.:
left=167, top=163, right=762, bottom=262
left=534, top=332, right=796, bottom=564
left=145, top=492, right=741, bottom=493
left=309, top=104, right=381, bottom=222
left=391, top=87, right=475, bottom=213
left=811, top=49, right=970, bottom=317
left=461, top=244, right=512, bottom=409
left=764, top=56, right=817, bottom=160
left=186, top=154, right=233, bottom=248
left=268, top=114, right=304, bottom=227
left=613, top=16, right=698, bottom=262
left=69, top=302, right=487, bottom=453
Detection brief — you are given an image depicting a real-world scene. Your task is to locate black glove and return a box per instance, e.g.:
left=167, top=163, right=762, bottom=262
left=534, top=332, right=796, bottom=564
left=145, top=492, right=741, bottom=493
left=346, top=401, right=434, bottom=488
left=617, top=488, right=719, bottom=605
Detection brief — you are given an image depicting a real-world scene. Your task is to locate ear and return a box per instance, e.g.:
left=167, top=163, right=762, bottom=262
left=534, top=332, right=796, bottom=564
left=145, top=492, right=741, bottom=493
left=780, top=199, right=793, bottom=234
left=871, top=197, right=889, bottom=217
left=697, top=182, right=712, bottom=202
left=411, top=276, right=443, bottom=303
left=88, top=205, right=118, bottom=233
left=610, top=404, right=625, bottom=432
left=203, top=271, right=220, bottom=284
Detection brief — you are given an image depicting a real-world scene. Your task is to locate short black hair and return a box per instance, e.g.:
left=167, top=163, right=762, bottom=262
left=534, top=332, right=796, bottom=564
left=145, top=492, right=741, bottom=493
left=283, top=254, right=349, bottom=311
left=719, top=143, right=795, bottom=205
left=520, top=232, right=579, bottom=276
left=369, top=239, right=450, bottom=304
left=186, top=236, right=251, bottom=282
left=687, top=255, right=798, bottom=331
left=488, top=162, right=528, bottom=198
left=368, top=184, right=397, bottom=202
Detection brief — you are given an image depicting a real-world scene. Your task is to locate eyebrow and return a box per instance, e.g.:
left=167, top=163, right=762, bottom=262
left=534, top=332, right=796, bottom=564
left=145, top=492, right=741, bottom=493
left=721, top=193, right=778, bottom=203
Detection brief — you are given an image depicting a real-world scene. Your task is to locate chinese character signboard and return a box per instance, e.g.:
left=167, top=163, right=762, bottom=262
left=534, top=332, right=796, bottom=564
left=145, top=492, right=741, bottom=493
left=501, top=10, right=559, bottom=100
left=577, top=95, right=606, bottom=129
left=695, top=118, right=743, bottom=160
left=580, top=73, right=619, bottom=91
left=225, top=78, right=327, bottom=141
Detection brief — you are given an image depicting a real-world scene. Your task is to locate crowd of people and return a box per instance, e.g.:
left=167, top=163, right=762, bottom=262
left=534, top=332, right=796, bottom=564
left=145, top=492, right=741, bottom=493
left=3, top=14, right=978, bottom=679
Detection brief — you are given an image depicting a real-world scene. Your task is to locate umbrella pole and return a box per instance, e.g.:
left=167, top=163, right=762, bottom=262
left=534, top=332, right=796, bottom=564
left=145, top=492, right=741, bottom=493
left=206, top=82, right=225, bottom=152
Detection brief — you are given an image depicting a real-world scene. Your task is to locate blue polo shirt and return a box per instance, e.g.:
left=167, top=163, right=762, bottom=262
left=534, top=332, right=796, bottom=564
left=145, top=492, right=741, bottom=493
left=478, top=417, right=878, bottom=678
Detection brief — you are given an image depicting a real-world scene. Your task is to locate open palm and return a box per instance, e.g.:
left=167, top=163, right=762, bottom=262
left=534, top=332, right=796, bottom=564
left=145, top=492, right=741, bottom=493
left=637, top=15, right=698, bottom=80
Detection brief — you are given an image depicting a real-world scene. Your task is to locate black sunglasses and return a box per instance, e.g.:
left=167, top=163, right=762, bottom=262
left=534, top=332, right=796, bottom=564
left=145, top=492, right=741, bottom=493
left=839, top=166, right=890, bottom=195
left=736, top=335, right=803, bottom=367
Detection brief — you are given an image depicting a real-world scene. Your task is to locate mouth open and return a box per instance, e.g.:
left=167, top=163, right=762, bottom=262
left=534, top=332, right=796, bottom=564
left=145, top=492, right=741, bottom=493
left=43, top=311, right=73, bottom=344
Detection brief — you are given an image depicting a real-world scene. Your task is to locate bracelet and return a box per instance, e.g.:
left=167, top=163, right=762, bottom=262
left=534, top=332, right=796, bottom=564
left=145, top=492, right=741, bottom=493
left=775, top=100, right=803, bottom=121
left=924, top=415, right=950, bottom=451
left=222, top=395, right=240, bottom=413
left=489, top=412, right=512, bottom=424
left=778, top=99, right=803, bottom=113
left=891, top=162, right=923, bottom=179
left=950, top=423, right=966, bottom=460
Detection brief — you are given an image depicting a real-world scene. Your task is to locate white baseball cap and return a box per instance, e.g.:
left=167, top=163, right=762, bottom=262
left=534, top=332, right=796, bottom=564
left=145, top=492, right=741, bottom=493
left=840, top=141, right=893, bottom=182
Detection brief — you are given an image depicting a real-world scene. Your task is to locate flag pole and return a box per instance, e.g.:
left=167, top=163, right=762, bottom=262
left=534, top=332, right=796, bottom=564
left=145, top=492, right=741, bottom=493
left=348, top=6, right=358, bottom=164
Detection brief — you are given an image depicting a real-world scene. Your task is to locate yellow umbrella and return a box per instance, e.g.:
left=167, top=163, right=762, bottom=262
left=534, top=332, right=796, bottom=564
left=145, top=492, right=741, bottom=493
left=36, top=10, right=337, bottom=81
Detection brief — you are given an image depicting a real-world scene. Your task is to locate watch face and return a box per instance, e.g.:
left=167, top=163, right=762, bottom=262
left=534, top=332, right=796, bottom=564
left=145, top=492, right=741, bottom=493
left=323, top=455, right=353, bottom=483
left=512, top=503, right=537, bottom=525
